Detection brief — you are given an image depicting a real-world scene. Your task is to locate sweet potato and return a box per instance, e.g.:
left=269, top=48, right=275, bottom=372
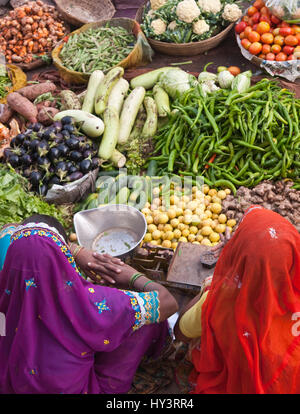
left=7, top=91, right=37, bottom=123
left=0, top=104, right=14, bottom=124
left=18, top=81, right=56, bottom=101
left=37, top=106, right=59, bottom=125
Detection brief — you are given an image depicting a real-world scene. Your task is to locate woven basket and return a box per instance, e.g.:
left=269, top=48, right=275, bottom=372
left=0, top=64, right=27, bottom=104
left=135, top=2, right=234, bottom=56
left=52, top=18, right=154, bottom=85
left=53, top=0, right=116, bottom=27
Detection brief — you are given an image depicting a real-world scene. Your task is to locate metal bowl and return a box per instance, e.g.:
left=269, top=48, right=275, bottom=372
left=73, top=204, right=147, bottom=259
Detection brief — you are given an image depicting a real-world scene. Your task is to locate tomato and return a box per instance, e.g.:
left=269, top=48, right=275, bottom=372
left=260, top=15, right=271, bottom=25
left=261, top=33, right=274, bottom=44
left=279, top=27, right=293, bottom=37
left=252, top=12, right=261, bottom=24
left=259, top=53, right=266, bottom=59
left=249, top=42, right=263, bottom=55
left=244, top=26, right=253, bottom=38
left=228, top=66, right=241, bottom=76
left=271, top=15, right=281, bottom=25
left=253, top=0, right=264, bottom=10
left=272, top=28, right=280, bottom=36
left=285, top=35, right=298, bottom=46
left=235, top=21, right=247, bottom=34
left=279, top=21, right=290, bottom=28
left=295, top=33, right=300, bottom=44
left=256, top=21, right=270, bottom=34
left=253, top=23, right=259, bottom=31
left=274, top=35, right=284, bottom=46
left=287, top=54, right=296, bottom=60
left=275, top=52, right=287, bottom=61
left=248, top=31, right=261, bottom=42
left=241, top=38, right=251, bottom=50
left=242, top=15, right=251, bottom=24
left=283, top=45, right=294, bottom=55
left=265, top=52, right=276, bottom=60
left=248, top=6, right=258, bottom=16
left=271, top=44, right=281, bottom=54
left=262, top=43, right=271, bottom=54
left=239, top=31, right=246, bottom=40
left=260, top=6, right=269, bottom=15
left=292, top=25, right=300, bottom=34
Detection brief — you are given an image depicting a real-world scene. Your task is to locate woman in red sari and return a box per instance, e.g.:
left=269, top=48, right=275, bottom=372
left=174, top=205, right=300, bottom=394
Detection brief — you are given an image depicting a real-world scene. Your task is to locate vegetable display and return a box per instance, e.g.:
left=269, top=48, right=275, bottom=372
left=0, top=65, right=12, bottom=100
left=146, top=68, right=300, bottom=194
left=0, top=0, right=67, bottom=65
left=59, top=25, right=136, bottom=74
left=237, top=0, right=300, bottom=61
left=3, top=117, right=101, bottom=195
left=141, top=0, right=242, bottom=43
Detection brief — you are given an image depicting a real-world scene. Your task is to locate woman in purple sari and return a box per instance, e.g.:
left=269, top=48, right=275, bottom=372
left=0, top=216, right=178, bottom=394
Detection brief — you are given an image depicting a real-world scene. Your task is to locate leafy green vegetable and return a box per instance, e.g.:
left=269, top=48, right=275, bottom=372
left=0, top=165, right=69, bottom=228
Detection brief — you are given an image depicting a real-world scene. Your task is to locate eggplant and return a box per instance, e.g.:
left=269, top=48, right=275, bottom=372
left=28, top=139, right=40, bottom=152
left=3, top=148, right=13, bottom=160
left=55, top=161, right=68, bottom=181
left=48, top=176, right=61, bottom=187
left=61, top=130, right=70, bottom=139
left=33, top=123, right=43, bottom=132
left=66, top=137, right=80, bottom=150
left=79, top=158, right=92, bottom=175
left=38, top=183, right=48, bottom=197
left=56, top=144, right=69, bottom=157
left=10, top=137, right=18, bottom=148
left=22, top=168, right=31, bottom=178
left=8, top=154, right=19, bottom=167
left=15, top=133, right=26, bottom=146
left=61, top=116, right=73, bottom=125
left=37, top=141, right=49, bottom=157
left=43, top=128, right=55, bottom=140
left=83, top=149, right=93, bottom=159
left=69, top=150, right=83, bottom=162
left=20, top=154, right=32, bottom=167
left=52, top=121, right=62, bottom=132
left=29, top=170, right=43, bottom=188
left=37, top=156, right=51, bottom=170
left=91, top=157, right=100, bottom=169
left=66, top=171, right=83, bottom=182
left=63, top=124, right=75, bottom=134
left=48, top=147, right=61, bottom=163
left=68, top=165, right=78, bottom=174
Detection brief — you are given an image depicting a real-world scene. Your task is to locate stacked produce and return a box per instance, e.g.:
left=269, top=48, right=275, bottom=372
left=141, top=0, right=242, bottom=43
left=3, top=116, right=101, bottom=195
left=59, top=24, right=136, bottom=74
left=236, top=0, right=300, bottom=60
left=222, top=180, right=300, bottom=232
left=0, top=0, right=67, bottom=65
left=0, top=164, right=69, bottom=227
left=146, top=66, right=300, bottom=193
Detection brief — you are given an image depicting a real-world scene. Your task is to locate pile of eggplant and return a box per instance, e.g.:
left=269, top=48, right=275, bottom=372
left=3, top=116, right=101, bottom=196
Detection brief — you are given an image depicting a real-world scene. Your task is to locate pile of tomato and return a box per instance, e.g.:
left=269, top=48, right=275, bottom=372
left=235, top=0, right=300, bottom=61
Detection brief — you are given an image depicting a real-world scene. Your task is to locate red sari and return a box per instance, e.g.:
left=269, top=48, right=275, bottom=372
left=190, top=206, right=300, bottom=394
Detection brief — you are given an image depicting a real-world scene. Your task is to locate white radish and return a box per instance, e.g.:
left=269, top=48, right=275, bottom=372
left=81, top=70, right=105, bottom=113
left=54, top=110, right=104, bottom=138
left=107, top=78, right=129, bottom=115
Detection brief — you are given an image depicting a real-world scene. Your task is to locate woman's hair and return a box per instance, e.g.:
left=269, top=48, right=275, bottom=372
left=22, top=214, right=68, bottom=242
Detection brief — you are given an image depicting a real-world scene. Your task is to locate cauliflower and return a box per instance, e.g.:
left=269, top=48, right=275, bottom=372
left=168, top=20, right=177, bottom=30
left=151, top=18, right=167, bottom=35
left=150, top=0, right=167, bottom=11
left=147, top=9, right=156, bottom=18
left=193, top=19, right=210, bottom=35
left=198, top=0, right=222, bottom=14
left=222, top=4, right=242, bottom=22
left=176, top=0, right=200, bottom=23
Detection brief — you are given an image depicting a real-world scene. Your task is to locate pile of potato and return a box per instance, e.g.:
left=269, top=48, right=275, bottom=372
left=141, top=184, right=236, bottom=250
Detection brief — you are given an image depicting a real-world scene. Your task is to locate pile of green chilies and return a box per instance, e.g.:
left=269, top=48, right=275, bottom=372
left=60, top=25, right=136, bottom=73
left=148, top=78, right=300, bottom=194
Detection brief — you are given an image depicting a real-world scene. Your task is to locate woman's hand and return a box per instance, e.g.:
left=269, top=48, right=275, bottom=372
left=88, top=252, right=137, bottom=289
left=71, top=245, right=124, bottom=285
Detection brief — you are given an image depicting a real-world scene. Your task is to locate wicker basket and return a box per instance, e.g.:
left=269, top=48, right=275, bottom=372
left=135, top=2, right=234, bottom=56
left=53, top=0, right=116, bottom=27
left=0, top=64, right=27, bottom=104
left=52, top=18, right=154, bottom=85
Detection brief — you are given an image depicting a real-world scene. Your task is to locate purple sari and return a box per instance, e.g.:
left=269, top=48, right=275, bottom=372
left=0, top=223, right=170, bottom=394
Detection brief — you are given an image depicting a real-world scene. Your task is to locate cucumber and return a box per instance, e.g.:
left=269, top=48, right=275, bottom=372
left=118, top=86, right=146, bottom=145
left=141, top=96, right=158, bottom=139
left=107, top=78, right=129, bottom=115
left=54, top=110, right=104, bottom=138
left=94, top=67, right=124, bottom=115
left=82, top=70, right=105, bottom=113
left=98, top=107, right=119, bottom=160
left=110, top=186, right=130, bottom=205
left=109, top=149, right=126, bottom=168
left=130, top=67, right=172, bottom=89
left=153, top=85, right=170, bottom=117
